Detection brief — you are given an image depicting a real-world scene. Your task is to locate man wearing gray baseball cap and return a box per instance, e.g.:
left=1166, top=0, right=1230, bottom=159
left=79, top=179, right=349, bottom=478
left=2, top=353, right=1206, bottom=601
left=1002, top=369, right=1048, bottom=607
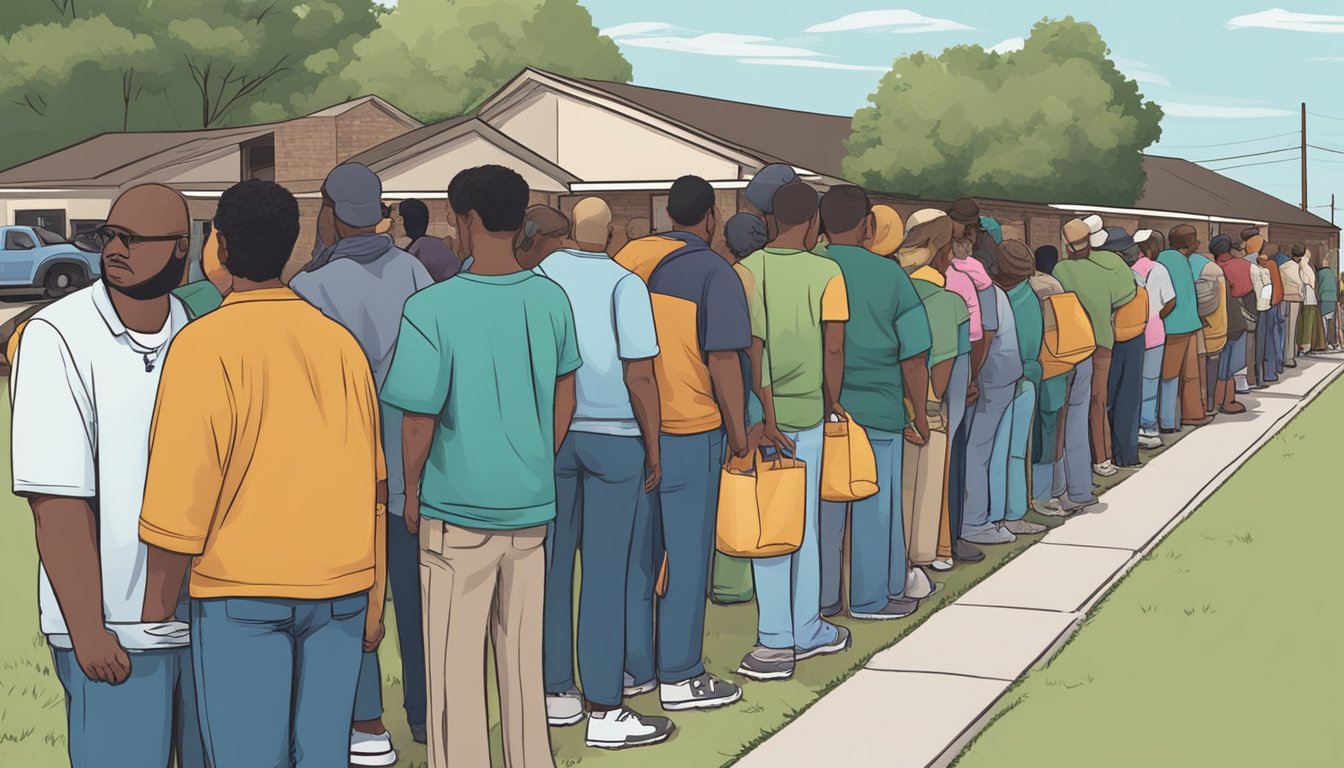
left=744, top=163, right=797, bottom=241
left=291, top=162, right=435, bottom=766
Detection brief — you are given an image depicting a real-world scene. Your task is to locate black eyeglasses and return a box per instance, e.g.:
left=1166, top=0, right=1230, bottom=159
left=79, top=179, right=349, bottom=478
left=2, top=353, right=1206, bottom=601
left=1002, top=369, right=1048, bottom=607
left=94, top=225, right=189, bottom=250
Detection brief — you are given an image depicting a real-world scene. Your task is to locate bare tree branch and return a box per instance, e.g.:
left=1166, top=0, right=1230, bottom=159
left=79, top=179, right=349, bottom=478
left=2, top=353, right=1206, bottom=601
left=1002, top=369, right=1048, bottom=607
left=207, top=56, right=291, bottom=126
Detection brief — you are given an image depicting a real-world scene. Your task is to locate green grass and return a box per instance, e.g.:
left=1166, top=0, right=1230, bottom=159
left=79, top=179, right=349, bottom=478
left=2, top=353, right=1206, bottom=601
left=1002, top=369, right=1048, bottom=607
left=954, top=380, right=1344, bottom=768
left=0, top=383, right=1194, bottom=767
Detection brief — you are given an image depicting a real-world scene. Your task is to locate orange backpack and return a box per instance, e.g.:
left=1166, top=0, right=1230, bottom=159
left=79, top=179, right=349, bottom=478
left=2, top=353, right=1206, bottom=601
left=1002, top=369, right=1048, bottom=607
left=1113, top=287, right=1149, bottom=343
left=1039, top=292, right=1096, bottom=379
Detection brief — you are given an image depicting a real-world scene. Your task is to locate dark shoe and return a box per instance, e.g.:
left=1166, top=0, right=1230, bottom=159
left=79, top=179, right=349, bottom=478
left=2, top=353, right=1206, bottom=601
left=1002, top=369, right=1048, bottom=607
left=821, top=602, right=843, bottom=619
left=851, top=597, right=919, bottom=621
left=954, top=539, right=985, bottom=563
left=1160, top=427, right=1180, bottom=435
left=1182, top=415, right=1214, bottom=427
left=1220, top=403, right=1247, bottom=415
left=410, top=724, right=427, bottom=745
left=795, top=624, right=851, bottom=661
left=736, top=647, right=795, bottom=681
left=1285, top=361, right=1298, bottom=368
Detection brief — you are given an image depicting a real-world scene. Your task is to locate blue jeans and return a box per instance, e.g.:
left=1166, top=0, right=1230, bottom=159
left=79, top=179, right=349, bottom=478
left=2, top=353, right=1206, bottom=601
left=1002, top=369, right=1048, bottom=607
left=989, top=380, right=1037, bottom=524
left=1219, top=335, right=1247, bottom=380
left=820, top=428, right=905, bottom=614
left=1108, top=336, right=1145, bottom=466
left=752, top=424, right=836, bottom=650
left=546, top=432, right=644, bottom=707
left=1062, top=357, right=1095, bottom=503
left=627, top=429, right=723, bottom=685
left=1141, top=345, right=1163, bottom=432
left=52, top=646, right=203, bottom=768
left=946, top=354, right=971, bottom=544
left=962, top=382, right=1015, bottom=536
left=192, top=594, right=367, bottom=768
left=353, top=511, right=425, bottom=727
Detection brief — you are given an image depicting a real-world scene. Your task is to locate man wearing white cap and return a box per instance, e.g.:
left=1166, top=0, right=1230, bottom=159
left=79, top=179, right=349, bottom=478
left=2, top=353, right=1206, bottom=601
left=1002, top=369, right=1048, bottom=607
left=1130, top=230, right=1176, bottom=449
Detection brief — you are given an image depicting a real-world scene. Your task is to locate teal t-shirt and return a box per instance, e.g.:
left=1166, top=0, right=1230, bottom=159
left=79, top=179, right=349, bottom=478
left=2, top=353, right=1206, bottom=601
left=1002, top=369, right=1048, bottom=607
left=825, top=244, right=932, bottom=432
left=172, top=280, right=224, bottom=319
left=1157, top=250, right=1201, bottom=335
left=1318, top=268, right=1338, bottom=305
left=1006, top=280, right=1044, bottom=388
left=381, top=271, right=581, bottom=531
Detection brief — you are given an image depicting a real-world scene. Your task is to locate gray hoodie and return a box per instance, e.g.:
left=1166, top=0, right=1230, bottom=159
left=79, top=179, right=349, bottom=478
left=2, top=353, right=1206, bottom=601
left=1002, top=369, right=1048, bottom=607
left=291, top=232, right=433, bottom=516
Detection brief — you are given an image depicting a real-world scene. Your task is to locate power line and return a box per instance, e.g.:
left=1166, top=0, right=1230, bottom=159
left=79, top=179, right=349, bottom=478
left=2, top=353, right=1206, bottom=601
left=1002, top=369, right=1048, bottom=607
left=1308, top=143, right=1344, bottom=156
left=1309, top=111, right=1344, bottom=123
left=1209, top=157, right=1298, bottom=172
left=1193, top=146, right=1297, bottom=163
left=1160, top=131, right=1298, bottom=150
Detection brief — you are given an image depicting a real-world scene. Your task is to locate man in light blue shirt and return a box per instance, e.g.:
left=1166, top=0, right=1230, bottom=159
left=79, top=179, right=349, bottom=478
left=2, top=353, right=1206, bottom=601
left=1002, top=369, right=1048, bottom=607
left=533, top=198, right=677, bottom=749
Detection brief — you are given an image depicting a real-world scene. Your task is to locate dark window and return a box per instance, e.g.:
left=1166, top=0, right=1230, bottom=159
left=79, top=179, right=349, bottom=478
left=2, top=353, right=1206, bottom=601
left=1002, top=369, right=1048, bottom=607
left=14, top=209, right=66, bottom=236
left=5, top=231, right=37, bottom=250
left=242, top=136, right=276, bottom=182
left=34, top=228, right=66, bottom=246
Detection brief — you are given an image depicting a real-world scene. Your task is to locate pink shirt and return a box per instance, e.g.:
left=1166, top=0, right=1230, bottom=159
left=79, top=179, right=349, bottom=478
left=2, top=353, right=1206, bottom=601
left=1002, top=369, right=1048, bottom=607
left=1131, top=257, right=1173, bottom=350
left=950, top=252, right=992, bottom=342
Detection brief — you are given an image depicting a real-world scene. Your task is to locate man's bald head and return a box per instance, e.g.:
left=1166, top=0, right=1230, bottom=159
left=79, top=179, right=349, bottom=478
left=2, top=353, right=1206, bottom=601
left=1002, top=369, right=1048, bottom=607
left=107, top=184, right=190, bottom=236
left=101, top=184, right=191, bottom=300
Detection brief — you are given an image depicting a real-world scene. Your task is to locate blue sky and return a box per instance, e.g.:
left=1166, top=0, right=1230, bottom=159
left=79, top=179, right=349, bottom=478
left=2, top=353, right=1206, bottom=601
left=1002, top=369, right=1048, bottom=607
left=391, top=2, right=1344, bottom=220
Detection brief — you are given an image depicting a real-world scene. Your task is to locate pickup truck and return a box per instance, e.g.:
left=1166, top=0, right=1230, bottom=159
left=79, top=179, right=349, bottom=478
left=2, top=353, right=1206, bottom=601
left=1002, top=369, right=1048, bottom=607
left=0, top=225, right=101, bottom=298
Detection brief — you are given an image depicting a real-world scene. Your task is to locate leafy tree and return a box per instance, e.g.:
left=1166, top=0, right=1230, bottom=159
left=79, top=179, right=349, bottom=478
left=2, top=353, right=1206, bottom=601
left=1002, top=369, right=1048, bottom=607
left=844, top=18, right=1164, bottom=206
left=336, top=0, right=632, bottom=121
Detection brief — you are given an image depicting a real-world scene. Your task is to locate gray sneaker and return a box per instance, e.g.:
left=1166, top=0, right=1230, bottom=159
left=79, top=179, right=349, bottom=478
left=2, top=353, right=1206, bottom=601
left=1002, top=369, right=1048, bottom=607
left=795, top=624, right=851, bottom=661
left=1060, top=495, right=1099, bottom=513
left=851, top=597, right=918, bottom=621
left=660, top=673, right=742, bottom=711
left=962, top=525, right=1016, bottom=545
left=623, top=672, right=656, bottom=698
left=736, top=647, right=795, bottom=681
left=1031, top=498, right=1069, bottom=518
left=1003, top=519, right=1048, bottom=535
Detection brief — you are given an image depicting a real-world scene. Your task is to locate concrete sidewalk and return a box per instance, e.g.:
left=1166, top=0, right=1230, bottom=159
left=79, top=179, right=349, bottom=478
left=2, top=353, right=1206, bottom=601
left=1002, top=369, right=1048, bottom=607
left=737, top=354, right=1344, bottom=768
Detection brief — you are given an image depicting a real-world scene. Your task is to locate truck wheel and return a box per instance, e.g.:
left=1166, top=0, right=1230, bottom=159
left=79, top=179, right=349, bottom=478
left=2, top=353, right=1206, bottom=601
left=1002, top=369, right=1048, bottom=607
left=44, top=265, right=84, bottom=298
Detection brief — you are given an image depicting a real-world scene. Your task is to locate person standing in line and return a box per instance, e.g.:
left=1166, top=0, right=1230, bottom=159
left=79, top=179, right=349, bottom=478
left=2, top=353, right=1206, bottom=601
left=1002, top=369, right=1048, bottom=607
left=736, top=181, right=852, bottom=681
left=1188, top=243, right=1229, bottom=416
left=1318, top=253, right=1338, bottom=351
left=1258, top=242, right=1285, bottom=382
left=400, top=198, right=462, bottom=282
left=11, top=184, right=204, bottom=768
left=744, top=163, right=800, bottom=241
left=986, top=240, right=1047, bottom=535
left=817, top=186, right=932, bottom=620
left=1052, top=216, right=1136, bottom=477
left=536, top=197, right=674, bottom=748
left=172, top=223, right=231, bottom=318
left=383, top=165, right=578, bottom=768
left=1281, top=244, right=1307, bottom=368
left=289, top=163, right=435, bottom=765
left=1212, top=235, right=1251, bottom=415
left=1157, top=226, right=1211, bottom=433
left=1244, top=235, right=1273, bottom=390
left=1027, top=246, right=1082, bottom=517
left=615, top=176, right=750, bottom=711
left=516, top=206, right=572, bottom=270
left=1096, top=227, right=1145, bottom=470
left=139, top=179, right=385, bottom=768
left=1131, top=230, right=1176, bottom=449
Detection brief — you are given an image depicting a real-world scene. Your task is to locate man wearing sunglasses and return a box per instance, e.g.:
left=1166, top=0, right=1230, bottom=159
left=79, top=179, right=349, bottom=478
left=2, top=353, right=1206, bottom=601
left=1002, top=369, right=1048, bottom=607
left=9, top=183, right=203, bottom=767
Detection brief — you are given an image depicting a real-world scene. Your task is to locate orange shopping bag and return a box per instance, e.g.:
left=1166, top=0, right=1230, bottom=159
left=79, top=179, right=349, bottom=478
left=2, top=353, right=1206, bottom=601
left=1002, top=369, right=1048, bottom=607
left=715, top=449, right=806, bottom=558
left=820, top=409, right=879, bottom=502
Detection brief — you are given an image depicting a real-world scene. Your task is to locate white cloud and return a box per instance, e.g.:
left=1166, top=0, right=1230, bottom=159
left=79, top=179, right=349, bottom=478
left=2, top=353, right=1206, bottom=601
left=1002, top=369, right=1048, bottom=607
left=1129, top=70, right=1172, bottom=87
left=1161, top=102, right=1294, bottom=119
left=1310, top=56, right=1344, bottom=62
left=599, top=22, right=678, bottom=39
left=1112, top=55, right=1172, bottom=87
left=1227, top=8, right=1344, bottom=33
left=737, top=58, right=888, bottom=72
left=615, top=32, right=821, bottom=58
left=988, top=37, right=1025, bottom=54
left=806, top=10, right=972, bottom=34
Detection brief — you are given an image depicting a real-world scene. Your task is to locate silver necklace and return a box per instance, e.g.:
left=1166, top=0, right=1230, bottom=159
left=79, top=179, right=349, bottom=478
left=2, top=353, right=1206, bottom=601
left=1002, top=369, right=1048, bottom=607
left=127, top=335, right=168, bottom=373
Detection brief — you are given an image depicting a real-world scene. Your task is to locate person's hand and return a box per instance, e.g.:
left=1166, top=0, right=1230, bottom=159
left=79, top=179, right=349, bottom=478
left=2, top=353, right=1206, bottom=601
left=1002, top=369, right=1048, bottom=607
left=966, top=380, right=980, bottom=407
left=404, top=494, right=421, bottom=536
left=904, top=415, right=930, bottom=446
left=363, top=619, right=385, bottom=653
left=744, top=422, right=765, bottom=458
left=72, top=629, right=130, bottom=684
left=761, top=422, right=796, bottom=456
left=643, top=451, right=662, bottom=493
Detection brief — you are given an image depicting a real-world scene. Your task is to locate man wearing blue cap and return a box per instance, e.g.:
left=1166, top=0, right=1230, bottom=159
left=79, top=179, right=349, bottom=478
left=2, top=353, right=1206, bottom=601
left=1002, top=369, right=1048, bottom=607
left=1101, top=227, right=1148, bottom=469
left=291, top=162, right=435, bottom=765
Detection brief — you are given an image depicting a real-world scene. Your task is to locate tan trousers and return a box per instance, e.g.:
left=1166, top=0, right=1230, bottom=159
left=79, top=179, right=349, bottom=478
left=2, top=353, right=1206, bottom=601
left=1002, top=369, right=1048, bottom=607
left=1285, top=302, right=1300, bottom=364
left=902, top=426, right=949, bottom=565
left=1088, top=347, right=1114, bottom=464
left=1161, top=332, right=1204, bottom=425
left=420, top=519, right=554, bottom=768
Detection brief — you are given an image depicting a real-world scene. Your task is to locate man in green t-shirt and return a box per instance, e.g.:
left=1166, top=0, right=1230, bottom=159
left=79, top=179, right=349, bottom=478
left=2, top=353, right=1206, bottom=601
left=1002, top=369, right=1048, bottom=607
left=381, top=165, right=583, bottom=767
left=817, top=186, right=932, bottom=622
left=736, top=182, right=851, bottom=682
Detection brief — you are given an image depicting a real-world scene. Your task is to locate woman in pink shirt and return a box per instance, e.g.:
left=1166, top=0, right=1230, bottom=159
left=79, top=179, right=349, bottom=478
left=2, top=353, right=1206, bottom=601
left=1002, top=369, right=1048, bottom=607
left=1130, top=230, right=1176, bottom=447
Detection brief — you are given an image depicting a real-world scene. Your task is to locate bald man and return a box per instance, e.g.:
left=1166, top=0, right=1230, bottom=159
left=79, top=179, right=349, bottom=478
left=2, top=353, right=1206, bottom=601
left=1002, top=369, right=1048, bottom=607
left=535, top=197, right=678, bottom=746
left=10, top=184, right=203, bottom=767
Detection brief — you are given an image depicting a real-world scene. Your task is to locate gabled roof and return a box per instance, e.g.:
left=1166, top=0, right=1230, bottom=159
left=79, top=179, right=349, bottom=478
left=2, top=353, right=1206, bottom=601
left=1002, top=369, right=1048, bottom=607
left=305, top=95, right=420, bottom=128
left=1136, top=155, right=1331, bottom=230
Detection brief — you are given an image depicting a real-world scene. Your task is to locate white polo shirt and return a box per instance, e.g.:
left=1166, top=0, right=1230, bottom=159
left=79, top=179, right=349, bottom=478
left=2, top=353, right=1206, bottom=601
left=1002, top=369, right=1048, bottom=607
left=10, top=281, right=191, bottom=651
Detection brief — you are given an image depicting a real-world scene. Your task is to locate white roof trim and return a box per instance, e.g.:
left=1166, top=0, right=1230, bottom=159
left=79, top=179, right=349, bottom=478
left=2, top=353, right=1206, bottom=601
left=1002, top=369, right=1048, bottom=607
left=1049, top=203, right=1268, bottom=227
left=570, top=180, right=749, bottom=192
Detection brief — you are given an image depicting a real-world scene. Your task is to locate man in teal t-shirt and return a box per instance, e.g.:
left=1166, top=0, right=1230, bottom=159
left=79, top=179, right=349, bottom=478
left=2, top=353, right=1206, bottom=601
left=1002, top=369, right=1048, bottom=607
left=381, top=166, right=582, bottom=766
left=1156, top=225, right=1208, bottom=431
left=818, top=186, right=932, bottom=622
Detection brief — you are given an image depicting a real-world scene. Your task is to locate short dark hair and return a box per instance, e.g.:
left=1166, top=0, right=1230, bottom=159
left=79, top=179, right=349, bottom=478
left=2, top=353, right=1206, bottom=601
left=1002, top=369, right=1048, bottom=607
left=447, top=165, right=529, bottom=233
left=1169, top=224, right=1198, bottom=251
left=400, top=198, right=429, bottom=239
left=1292, top=243, right=1306, bottom=257
left=820, top=185, right=871, bottom=235
left=667, top=175, right=716, bottom=226
left=773, top=181, right=819, bottom=226
left=214, top=179, right=299, bottom=282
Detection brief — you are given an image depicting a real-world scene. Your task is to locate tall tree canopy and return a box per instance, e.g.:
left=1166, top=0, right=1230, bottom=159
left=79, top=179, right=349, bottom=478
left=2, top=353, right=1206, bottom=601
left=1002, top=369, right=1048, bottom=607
left=0, top=0, right=630, bottom=170
left=844, top=18, right=1164, bottom=206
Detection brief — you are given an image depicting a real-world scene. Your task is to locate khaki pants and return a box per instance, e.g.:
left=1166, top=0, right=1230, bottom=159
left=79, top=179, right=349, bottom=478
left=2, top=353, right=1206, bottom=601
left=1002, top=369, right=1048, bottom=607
left=1088, top=347, right=1114, bottom=464
left=1161, top=332, right=1204, bottom=425
left=1285, top=302, right=1300, bottom=364
left=420, top=519, right=554, bottom=768
left=902, top=425, right=949, bottom=565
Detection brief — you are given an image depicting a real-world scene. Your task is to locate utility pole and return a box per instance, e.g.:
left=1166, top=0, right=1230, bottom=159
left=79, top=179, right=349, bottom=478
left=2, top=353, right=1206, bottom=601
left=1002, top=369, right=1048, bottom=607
left=1333, top=193, right=1336, bottom=225
left=1302, top=102, right=1308, bottom=211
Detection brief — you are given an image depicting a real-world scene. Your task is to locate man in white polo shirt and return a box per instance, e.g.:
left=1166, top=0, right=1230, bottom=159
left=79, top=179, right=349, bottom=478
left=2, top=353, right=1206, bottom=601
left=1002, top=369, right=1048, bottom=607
left=9, top=184, right=203, bottom=768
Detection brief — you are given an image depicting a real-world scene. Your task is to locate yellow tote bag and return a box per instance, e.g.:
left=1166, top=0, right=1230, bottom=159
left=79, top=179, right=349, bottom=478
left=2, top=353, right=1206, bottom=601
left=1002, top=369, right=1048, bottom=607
left=716, top=451, right=806, bottom=558
left=820, top=410, right=879, bottom=502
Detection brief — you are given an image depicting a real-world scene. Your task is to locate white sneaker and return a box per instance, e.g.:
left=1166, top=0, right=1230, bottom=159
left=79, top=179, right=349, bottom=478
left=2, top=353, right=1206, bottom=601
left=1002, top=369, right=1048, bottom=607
left=350, top=730, right=397, bottom=767
left=929, top=558, right=955, bottom=572
left=1138, top=434, right=1163, bottom=450
left=1031, top=498, right=1069, bottom=517
left=1093, top=461, right=1118, bottom=477
left=585, top=707, right=675, bottom=749
left=905, top=566, right=939, bottom=599
left=546, top=689, right=586, bottom=727
left=660, top=673, right=742, bottom=711
left=623, top=672, right=656, bottom=698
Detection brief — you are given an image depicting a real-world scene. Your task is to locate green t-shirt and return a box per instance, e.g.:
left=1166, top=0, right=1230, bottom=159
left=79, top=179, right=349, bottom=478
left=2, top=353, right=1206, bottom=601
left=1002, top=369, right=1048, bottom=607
left=739, top=247, right=848, bottom=432
left=1318, top=268, right=1338, bottom=304
left=381, top=271, right=581, bottom=531
left=913, top=277, right=969, bottom=368
left=824, top=245, right=931, bottom=432
left=1006, top=281, right=1044, bottom=387
left=172, top=280, right=224, bottom=319
left=1052, top=250, right=1137, bottom=349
